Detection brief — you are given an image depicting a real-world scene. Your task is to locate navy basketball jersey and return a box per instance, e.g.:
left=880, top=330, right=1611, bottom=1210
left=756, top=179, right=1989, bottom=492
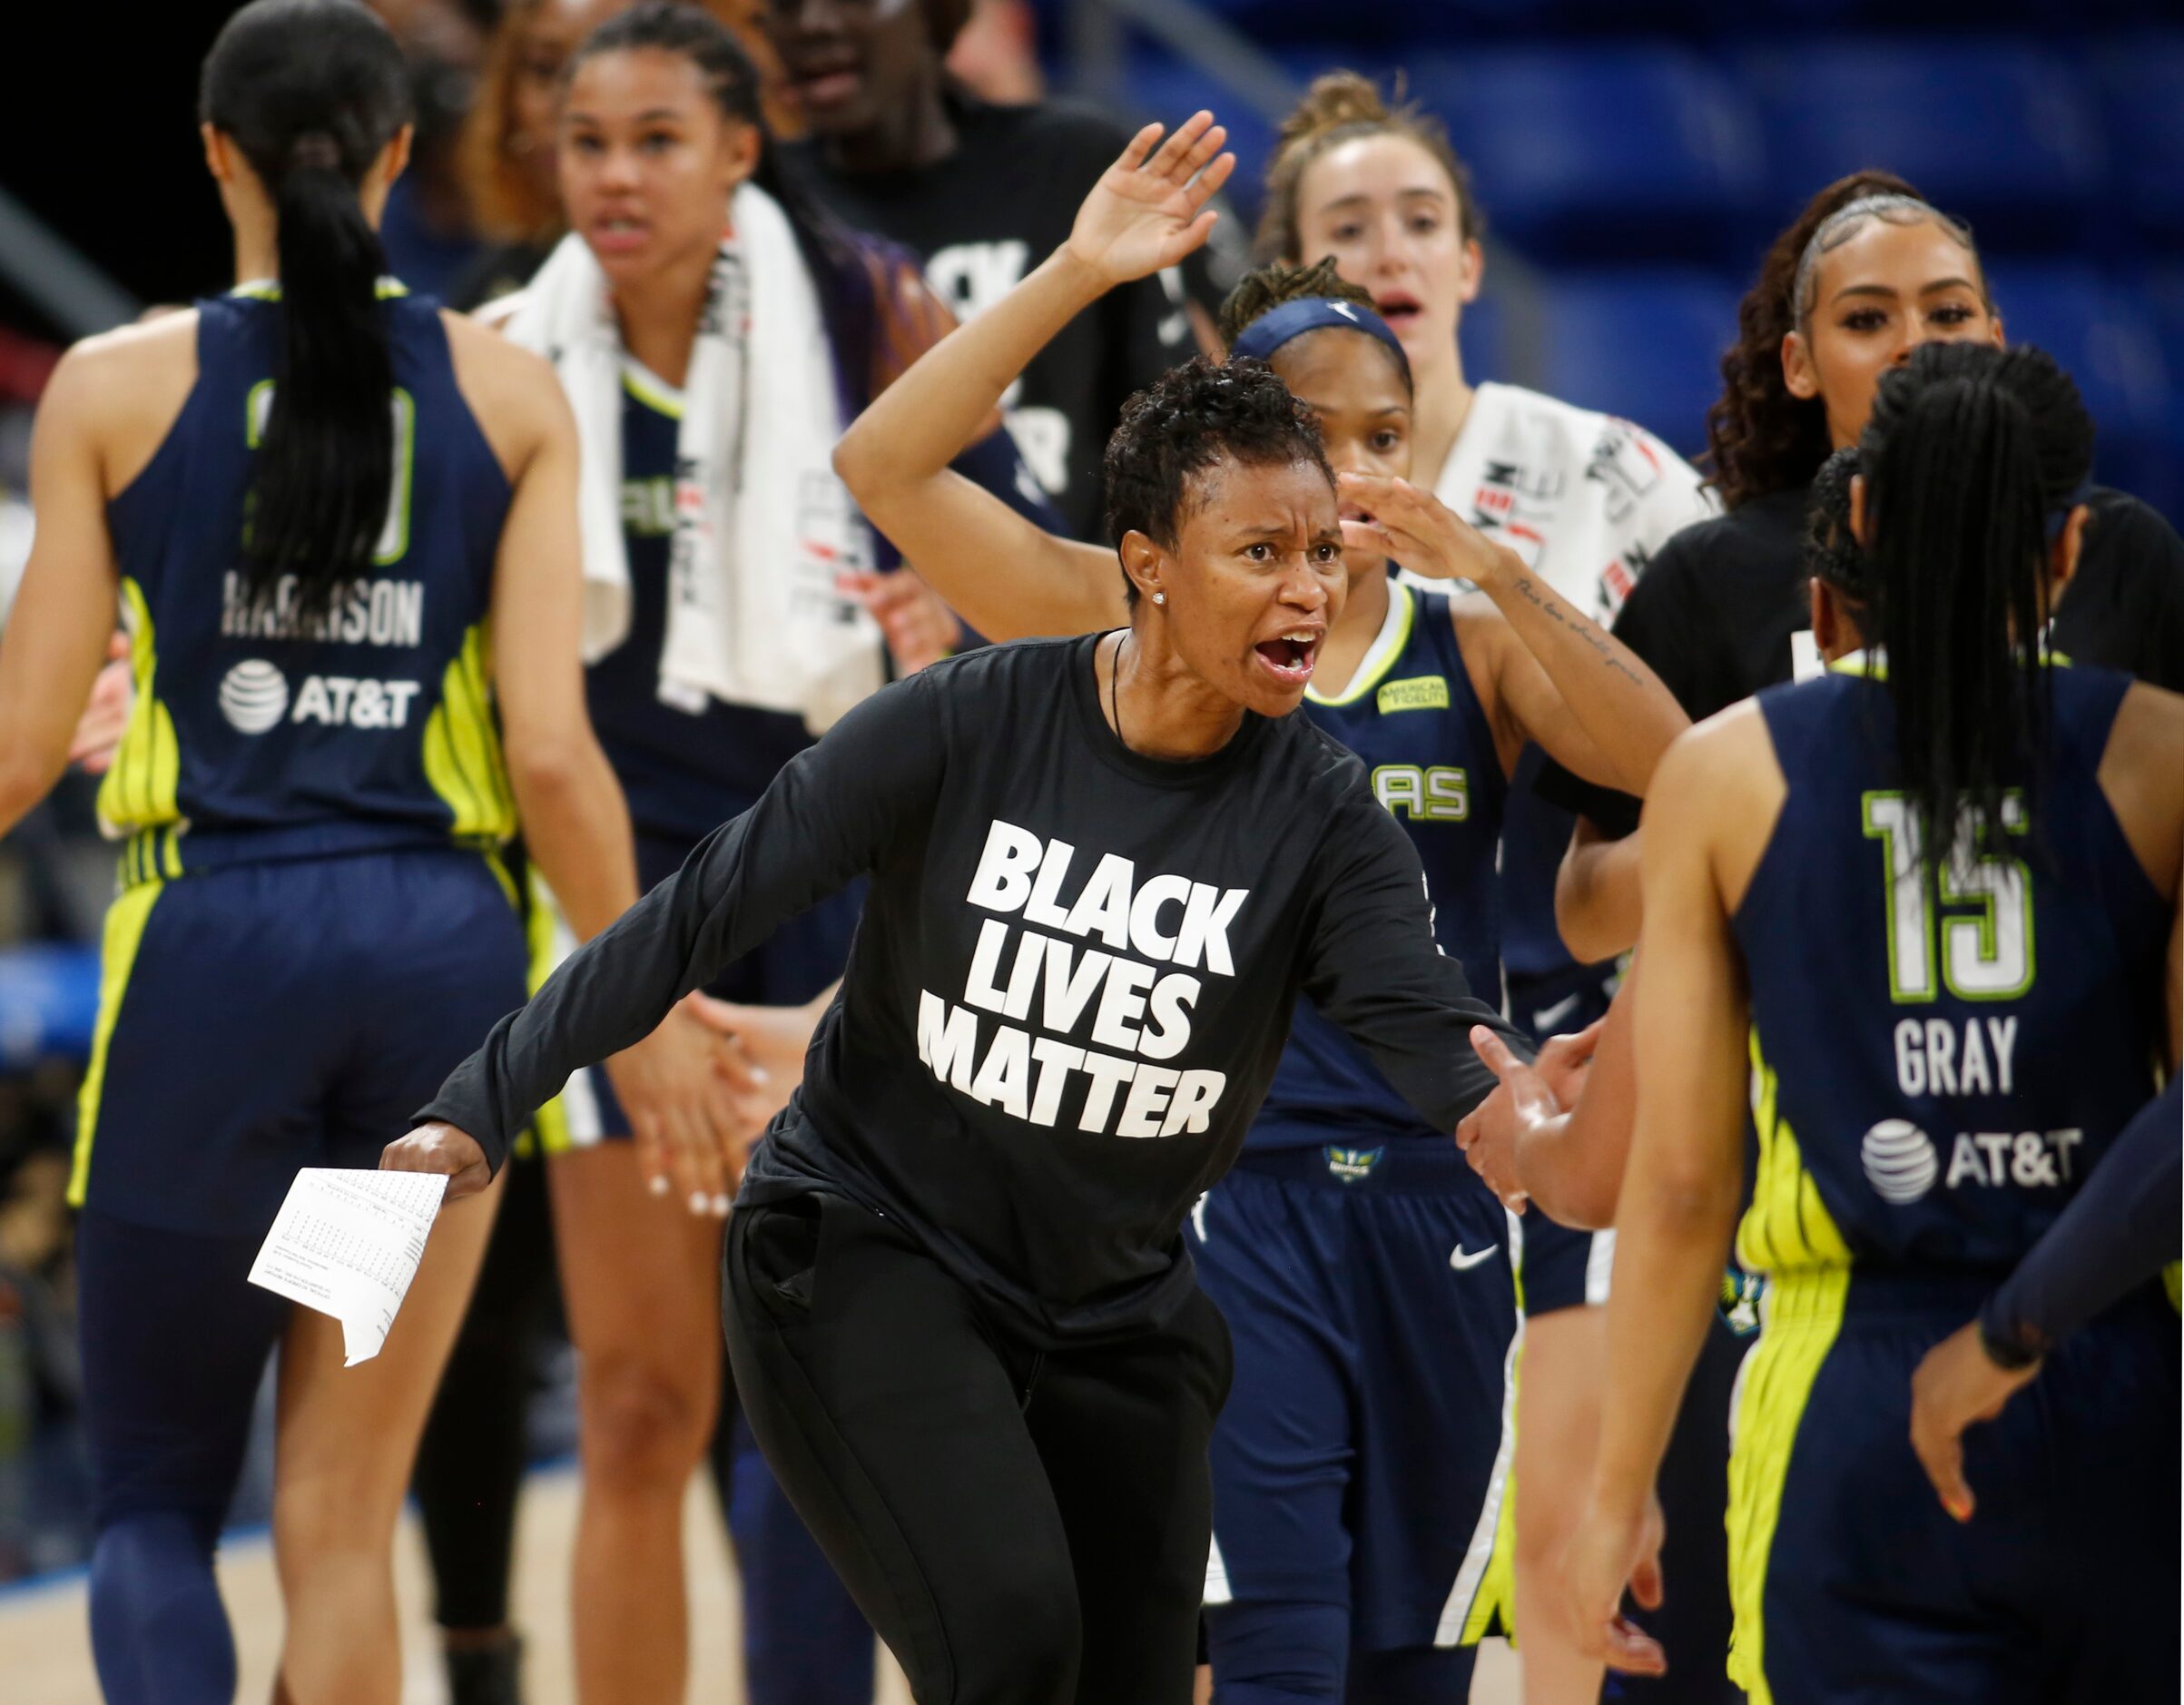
left=100, top=284, right=516, bottom=876
left=581, top=362, right=818, bottom=844
left=1252, top=579, right=1509, bottom=1149
left=1733, top=656, right=2169, bottom=1276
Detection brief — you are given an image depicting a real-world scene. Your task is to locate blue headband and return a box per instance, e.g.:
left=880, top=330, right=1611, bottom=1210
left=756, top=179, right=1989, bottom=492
left=1229, top=297, right=1412, bottom=389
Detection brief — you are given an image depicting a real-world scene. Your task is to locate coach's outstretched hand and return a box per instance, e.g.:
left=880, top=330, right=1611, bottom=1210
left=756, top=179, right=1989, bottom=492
left=1064, top=110, right=1235, bottom=291
left=1908, top=1320, right=2039, bottom=1523
left=382, top=1120, right=492, bottom=1202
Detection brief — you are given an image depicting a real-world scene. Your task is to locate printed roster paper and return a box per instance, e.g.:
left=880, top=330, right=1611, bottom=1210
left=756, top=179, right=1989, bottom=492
left=248, top=1168, right=447, bottom=1365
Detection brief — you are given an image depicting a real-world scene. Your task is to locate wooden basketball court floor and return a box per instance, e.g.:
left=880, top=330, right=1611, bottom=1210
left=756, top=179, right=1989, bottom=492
left=0, top=1464, right=1522, bottom=1701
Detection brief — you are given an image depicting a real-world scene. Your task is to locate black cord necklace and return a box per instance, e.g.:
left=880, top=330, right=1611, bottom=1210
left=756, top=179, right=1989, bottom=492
left=1108, top=630, right=1127, bottom=750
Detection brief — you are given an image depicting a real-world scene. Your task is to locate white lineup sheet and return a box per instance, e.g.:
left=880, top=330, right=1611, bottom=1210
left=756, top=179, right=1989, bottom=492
left=248, top=1168, right=448, bottom=1365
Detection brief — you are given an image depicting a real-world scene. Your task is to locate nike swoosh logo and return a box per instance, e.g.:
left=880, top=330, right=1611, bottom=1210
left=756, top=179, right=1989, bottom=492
left=1451, top=1244, right=1499, bottom=1271
left=1533, top=991, right=1583, bottom=1030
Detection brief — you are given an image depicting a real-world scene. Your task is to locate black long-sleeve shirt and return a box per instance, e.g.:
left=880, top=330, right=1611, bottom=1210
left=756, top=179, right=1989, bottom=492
left=1981, top=1078, right=2182, bottom=1361
left=420, top=635, right=1524, bottom=1343
left=1539, top=484, right=2184, bottom=837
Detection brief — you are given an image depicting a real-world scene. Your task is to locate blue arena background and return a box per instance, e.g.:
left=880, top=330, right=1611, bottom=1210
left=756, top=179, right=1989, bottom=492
left=1044, top=1, right=2184, bottom=522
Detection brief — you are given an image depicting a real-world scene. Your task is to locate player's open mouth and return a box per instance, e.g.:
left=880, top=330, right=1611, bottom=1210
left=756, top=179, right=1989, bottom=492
left=1374, top=291, right=1422, bottom=330
left=588, top=212, right=649, bottom=255
left=1253, top=630, right=1322, bottom=684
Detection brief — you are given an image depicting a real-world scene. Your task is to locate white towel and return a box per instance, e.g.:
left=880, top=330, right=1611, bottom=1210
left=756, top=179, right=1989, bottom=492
left=500, top=184, right=882, bottom=732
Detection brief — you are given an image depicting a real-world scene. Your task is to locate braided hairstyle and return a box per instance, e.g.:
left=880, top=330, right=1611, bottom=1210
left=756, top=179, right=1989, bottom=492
left=1856, top=343, right=2092, bottom=871
left=202, top=0, right=413, bottom=613
left=1103, top=357, right=1332, bottom=598
left=1257, top=71, right=1481, bottom=264
left=1215, top=256, right=1374, bottom=347
left=1805, top=446, right=1868, bottom=602
left=1704, top=171, right=1948, bottom=509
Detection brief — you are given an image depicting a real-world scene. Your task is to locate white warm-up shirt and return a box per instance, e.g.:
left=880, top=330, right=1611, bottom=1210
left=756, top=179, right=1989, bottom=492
left=1423, top=380, right=1717, bottom=620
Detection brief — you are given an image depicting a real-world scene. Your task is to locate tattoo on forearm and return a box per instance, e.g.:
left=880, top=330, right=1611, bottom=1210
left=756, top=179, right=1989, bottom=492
left=1510, top=575, right=1647, bottom=686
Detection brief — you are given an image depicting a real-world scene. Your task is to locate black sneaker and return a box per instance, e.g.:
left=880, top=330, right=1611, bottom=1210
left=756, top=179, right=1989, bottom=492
left=445, top=1633, right=524, bottom=1705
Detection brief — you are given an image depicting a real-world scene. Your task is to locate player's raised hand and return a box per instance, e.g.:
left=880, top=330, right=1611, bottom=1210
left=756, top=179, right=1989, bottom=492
left=380, top=1120, right=492, bottom=1201
left=1065, top=111, right=1235, bottom=289
left=1909, top=1319, right=2039, bottom=1523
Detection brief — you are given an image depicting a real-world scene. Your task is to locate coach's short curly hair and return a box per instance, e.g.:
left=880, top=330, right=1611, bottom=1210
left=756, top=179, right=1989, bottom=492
left=1101, top=358, right=1332, bottom=593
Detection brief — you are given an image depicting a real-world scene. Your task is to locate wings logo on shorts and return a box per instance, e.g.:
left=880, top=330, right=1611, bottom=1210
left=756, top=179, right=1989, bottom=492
left=1323, top=1145, right=1385, bottom=1183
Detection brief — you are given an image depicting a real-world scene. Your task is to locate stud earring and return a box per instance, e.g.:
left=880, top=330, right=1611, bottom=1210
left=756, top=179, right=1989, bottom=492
left=1152, top=592, right=1166, bottom=605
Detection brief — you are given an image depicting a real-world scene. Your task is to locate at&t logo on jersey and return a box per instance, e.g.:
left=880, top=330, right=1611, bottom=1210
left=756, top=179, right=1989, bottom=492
left=218, top=659, right=289, bottom=733
left=1860, top=1119, right=1939, bottom=1204
left=1860, top=1116, right=2084, bottom=1204
left=218, top=660, right=422, bottom=734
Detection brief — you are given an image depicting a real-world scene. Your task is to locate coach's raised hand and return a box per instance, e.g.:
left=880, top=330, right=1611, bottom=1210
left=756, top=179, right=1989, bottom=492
left=831, top=113, right=1234, bottom=649
left=382, top=1119, right=493, bottom=1201
left=1063, top=109, right=1236, bottom=289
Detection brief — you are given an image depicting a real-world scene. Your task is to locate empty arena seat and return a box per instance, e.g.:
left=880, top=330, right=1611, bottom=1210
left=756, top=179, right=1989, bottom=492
left=2148, top=266, right=2184, bottom=377
left=2091, top=34, right=2184, bottom=250
left=1459, top=289, right=1514, bottom=384
left=1113, top=0, right=1565, bottom=44
left=1406, top=46, right=1765, bottom=267
left=1985, top=261, right=2177, bottom=517
left=2147, top=267, right=2184, bottom=521
left=1530, top=269, right=1743, bottom=458
left=1736, top=40, right=2109, bottom=254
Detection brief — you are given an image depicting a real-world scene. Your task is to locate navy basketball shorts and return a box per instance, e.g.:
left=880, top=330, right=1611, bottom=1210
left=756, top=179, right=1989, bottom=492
left=1507, top=959, right=1622, bottom=1319
left=71, top=847, right=529, bottom=1235
left=545, top=831, right=863, bottom=1148
left=1518, top=1214, right=1615, bottom=1318
left=1728, top=1270, right=2179, bottom=1704
left=1192, top=1139, right=1520, bottom=1659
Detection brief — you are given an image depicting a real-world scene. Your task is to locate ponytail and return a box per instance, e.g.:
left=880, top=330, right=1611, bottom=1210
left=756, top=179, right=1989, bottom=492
left=201, top=0, right=412, bottom=615
left=259, top=137, right=398, bottom=593
left=1857, top=343, right=2093, bottom=871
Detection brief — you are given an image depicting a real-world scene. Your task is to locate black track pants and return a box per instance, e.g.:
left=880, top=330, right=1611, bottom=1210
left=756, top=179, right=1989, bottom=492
left=723, top=1194, right=1232, bottom=1705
